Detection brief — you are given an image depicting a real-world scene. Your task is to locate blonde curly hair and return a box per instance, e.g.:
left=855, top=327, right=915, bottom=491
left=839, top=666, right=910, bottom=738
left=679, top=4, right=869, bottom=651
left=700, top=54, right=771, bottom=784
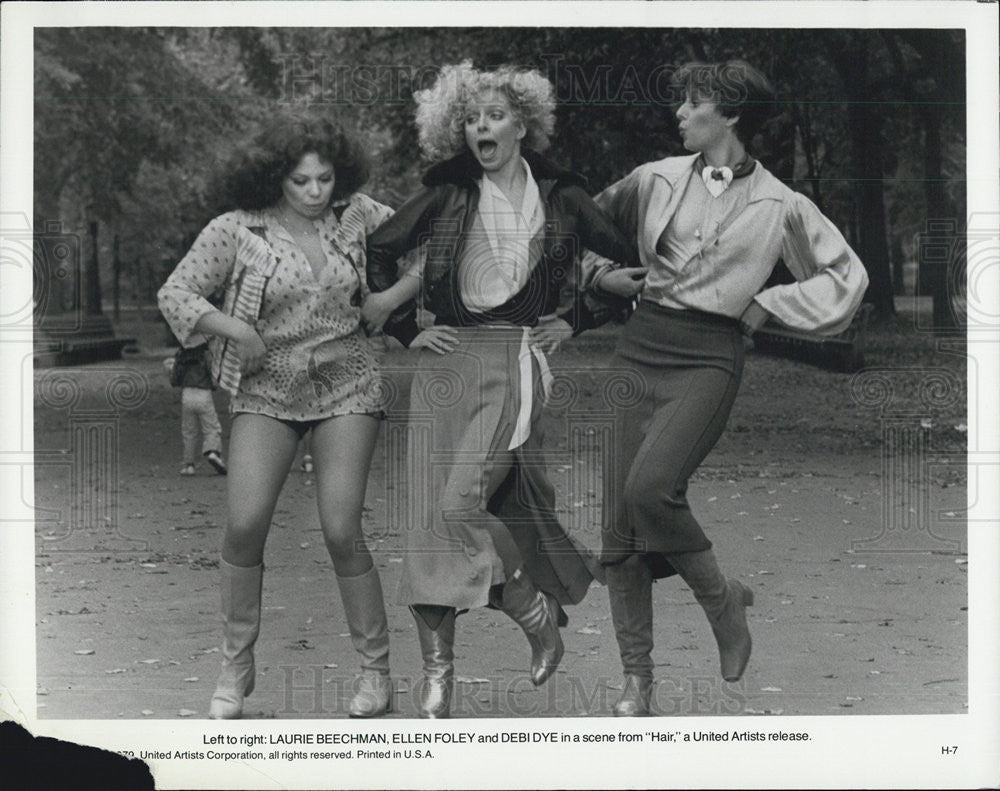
left=414, top=61, right=556, bottom=162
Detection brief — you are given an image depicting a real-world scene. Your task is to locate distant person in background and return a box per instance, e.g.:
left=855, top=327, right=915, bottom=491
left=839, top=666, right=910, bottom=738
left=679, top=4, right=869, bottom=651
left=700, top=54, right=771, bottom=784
left=587, top=59, right=869, bottom=715
left=158, top=109, right=418, bottom=720
left=164, top=342, right=228, bottom=476
left=299, top=432, right=313, bottom=473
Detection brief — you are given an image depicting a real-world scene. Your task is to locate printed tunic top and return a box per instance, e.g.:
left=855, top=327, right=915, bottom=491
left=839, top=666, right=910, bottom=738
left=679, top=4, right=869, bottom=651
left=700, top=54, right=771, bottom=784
left=158, top=194, right=393, bottom=420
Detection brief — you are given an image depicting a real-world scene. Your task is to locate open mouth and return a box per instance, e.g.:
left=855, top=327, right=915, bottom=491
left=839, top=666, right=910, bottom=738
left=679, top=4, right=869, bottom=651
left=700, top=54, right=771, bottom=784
left=477, top=140, right=498, bottom=158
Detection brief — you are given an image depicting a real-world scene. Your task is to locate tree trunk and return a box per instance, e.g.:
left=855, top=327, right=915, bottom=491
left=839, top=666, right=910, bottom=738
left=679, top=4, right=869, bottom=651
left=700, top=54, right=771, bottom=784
left=767, top=115, right=796, bottom=183
left=113, top=233, right=121, bottom=322
left=85, top=221, right=103, bottom=316
left=850, top=112, right=895, bottom=318
left=791, top=101, right=825, bottom=212
left=837, top=34, right=895, bottom=318
left=890, top=29, right=965, bottom=329
left=921, top=106, right=956, bottom=328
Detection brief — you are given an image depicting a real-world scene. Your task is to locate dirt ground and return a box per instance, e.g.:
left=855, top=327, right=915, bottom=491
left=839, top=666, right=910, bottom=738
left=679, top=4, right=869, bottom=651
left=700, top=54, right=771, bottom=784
left=32, top=303, right=968, bottom=720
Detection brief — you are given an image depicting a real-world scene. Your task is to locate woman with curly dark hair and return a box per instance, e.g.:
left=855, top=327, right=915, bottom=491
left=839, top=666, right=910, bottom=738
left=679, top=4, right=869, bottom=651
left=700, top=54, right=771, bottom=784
left=158, top=109, right=416, bottom=719
left=362, top=62, right=645, bottom=718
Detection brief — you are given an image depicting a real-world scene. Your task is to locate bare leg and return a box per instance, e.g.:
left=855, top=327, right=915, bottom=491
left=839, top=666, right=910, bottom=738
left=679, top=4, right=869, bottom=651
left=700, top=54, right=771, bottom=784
left=222, top=414, right=300, bottom=566
left=310, top=414, right=380, bottom=576
left=210, top=413, right=298, bottom=718
left=311, top=414, right=391, bottom=717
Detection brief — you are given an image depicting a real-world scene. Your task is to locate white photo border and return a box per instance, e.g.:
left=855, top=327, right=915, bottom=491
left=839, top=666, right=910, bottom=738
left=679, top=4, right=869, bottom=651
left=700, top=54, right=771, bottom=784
left=2, top=2, right=998, bottom=789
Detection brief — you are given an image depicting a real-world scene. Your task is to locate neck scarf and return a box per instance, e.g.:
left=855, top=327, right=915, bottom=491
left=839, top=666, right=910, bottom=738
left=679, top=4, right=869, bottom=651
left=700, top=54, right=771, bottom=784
left=697, top=154, right=756, bottom=198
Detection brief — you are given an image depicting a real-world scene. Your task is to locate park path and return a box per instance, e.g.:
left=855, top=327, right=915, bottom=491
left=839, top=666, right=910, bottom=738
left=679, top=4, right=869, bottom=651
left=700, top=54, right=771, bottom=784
left=32, top=334, right=968, bottom=720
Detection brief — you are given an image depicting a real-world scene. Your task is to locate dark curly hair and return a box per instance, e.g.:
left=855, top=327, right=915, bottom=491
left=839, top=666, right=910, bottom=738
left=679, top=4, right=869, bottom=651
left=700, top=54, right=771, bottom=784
left=671, top=60, right=775, bottom=146
left=218, top=108, right=370, bottom=211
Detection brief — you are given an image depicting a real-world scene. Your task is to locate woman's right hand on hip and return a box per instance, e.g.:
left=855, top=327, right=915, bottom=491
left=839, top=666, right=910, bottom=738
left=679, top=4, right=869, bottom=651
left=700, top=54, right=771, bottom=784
left=410, top=326, right=459, bottom=355
left=234, top=322, right=267, bottom=373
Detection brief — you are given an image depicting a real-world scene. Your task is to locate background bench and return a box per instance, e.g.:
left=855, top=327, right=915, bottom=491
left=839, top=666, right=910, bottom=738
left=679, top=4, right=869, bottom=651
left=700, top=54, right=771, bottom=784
left=751, top=303, right=874, bottom=373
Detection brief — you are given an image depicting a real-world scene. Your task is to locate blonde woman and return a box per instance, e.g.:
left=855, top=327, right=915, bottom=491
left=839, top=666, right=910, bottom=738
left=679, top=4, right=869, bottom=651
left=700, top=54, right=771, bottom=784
left=363, top=62, right=645, bottom=718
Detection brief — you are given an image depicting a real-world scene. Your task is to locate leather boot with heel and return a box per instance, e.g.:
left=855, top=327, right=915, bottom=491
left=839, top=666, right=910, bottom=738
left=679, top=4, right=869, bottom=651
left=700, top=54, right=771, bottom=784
left=336, top=566, right=392, bottom=718
left=668, top=549, right=754, bottom=682
left=607, top=555, right=655, bottom=716
left=500, top=568, right=564, bottom=686
left=411, top=605, right=455, bottom=719
left=209, top=559, right=263, bottom=719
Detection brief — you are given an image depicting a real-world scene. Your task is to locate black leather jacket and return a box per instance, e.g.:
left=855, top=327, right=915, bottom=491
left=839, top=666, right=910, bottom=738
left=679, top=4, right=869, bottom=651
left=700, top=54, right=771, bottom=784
left=366, top=149, right=639, bottom=347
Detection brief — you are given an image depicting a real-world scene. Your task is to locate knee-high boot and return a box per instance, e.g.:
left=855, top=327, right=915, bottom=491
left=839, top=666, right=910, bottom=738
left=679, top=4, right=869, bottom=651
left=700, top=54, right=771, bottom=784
left=500, top=567, right=564, bottom=686
left=410, top=606, right=456, bottom=719
left=667, top=549, right=753, bottom=682
left=606, top=555, right=655, bottom=716
left=336, top=566, right=392, bottom=718
left=208, top=559, right=263, bottom=719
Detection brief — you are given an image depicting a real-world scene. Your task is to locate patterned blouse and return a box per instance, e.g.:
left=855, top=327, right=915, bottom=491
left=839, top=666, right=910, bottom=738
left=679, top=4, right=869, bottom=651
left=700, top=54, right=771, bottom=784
left=158, top=194, right=393, bottom=421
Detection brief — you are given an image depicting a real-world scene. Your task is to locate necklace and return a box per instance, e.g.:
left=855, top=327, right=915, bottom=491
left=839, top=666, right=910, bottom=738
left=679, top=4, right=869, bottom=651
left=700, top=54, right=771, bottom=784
left=278, top=206, right=320, bottom=237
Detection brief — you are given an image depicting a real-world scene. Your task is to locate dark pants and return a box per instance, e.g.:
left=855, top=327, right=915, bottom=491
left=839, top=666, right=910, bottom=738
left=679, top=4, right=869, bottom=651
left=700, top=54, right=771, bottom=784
left=602, top=302, right=745, bottom=577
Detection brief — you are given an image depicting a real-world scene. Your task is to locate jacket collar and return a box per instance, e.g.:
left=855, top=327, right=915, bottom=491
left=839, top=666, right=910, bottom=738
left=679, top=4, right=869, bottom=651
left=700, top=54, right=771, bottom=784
left=422, top=148, right=587, bottom=191
left=647, top=153, right=786, bottom=202
left=646, top=153, right=701, bottom=185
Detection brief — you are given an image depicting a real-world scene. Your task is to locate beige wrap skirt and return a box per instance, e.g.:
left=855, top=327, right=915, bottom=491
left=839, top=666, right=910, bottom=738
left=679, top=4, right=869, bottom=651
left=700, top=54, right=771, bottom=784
left=395, top=325, right=602, bottom=610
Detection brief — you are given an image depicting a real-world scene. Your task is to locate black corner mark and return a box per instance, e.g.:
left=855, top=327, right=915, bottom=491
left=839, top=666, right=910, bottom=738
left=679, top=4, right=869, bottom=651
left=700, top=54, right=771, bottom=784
left=0, top=721, right=154, bottom=790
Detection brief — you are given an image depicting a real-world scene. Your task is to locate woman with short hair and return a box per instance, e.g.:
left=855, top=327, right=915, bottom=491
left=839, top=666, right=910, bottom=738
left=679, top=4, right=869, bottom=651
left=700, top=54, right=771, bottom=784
left=588, top=59, right=869, bottom=715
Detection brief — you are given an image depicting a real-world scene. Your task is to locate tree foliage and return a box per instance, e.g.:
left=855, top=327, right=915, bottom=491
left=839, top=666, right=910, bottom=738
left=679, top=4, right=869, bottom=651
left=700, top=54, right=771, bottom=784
left=34, top=27, right=966, bottom=322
